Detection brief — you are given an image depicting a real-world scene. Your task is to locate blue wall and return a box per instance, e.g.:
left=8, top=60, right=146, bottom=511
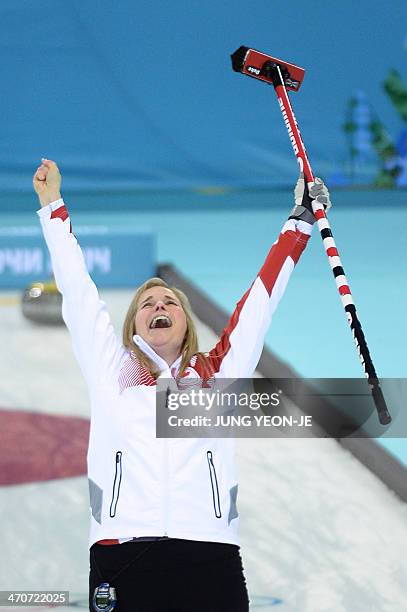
left=0, top=226, right=155, bottom=288
left=1, top=0, right=406, bottom=192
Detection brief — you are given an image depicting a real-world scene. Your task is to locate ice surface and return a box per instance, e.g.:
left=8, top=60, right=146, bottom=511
left=0, top=290, right=406, bottom=611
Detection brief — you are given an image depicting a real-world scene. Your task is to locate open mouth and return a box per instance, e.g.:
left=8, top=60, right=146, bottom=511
left=149, top=315, right=172, bottom=329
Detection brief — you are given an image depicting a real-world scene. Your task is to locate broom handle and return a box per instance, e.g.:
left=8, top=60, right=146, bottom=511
left=272, top=65, right=391, bottom=426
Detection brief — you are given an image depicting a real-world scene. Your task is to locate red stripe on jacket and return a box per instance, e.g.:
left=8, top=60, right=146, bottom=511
left=260, top=228, right=310, bottom=294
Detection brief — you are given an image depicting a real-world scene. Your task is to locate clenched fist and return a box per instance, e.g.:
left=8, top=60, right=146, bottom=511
left=33, top=158, right=62, bottom=208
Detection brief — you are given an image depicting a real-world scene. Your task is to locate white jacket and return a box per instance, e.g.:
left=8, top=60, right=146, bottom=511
left=38, top=199, right=311, bottom=548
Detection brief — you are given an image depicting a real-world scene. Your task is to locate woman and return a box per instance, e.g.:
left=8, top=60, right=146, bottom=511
left=33, top=159, right=330, bottom=612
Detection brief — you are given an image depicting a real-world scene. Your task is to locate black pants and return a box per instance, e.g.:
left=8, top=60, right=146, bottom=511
left=89, top=538, right=249, bottom=612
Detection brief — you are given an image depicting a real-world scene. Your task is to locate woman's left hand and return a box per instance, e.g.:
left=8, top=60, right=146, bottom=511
left=294, top=174, right=332, bottom=212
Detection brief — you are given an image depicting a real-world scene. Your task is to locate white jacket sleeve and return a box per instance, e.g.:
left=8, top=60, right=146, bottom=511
left=207, top=219, right=313, bottom=379
left=37, top=199, right=126, bottom=387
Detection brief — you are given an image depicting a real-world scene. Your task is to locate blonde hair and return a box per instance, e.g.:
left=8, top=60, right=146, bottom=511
left=122, top=277, right=203, bottom=378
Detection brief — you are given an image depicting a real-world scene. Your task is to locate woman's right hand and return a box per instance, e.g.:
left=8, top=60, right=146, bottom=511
left=33, top=158, right=62, bottom=208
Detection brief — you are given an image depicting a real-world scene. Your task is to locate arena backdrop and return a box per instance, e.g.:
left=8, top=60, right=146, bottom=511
left=0, top=0, right=406, bottom=196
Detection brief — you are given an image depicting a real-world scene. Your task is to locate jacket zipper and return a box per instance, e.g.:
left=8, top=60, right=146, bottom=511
left=109, top=451, right=122, bottom=518
left=161, top=385, right=172, bottom=537
left=162, top=439, right=169, bottom=536
left=207, top=450, right=222, bottom=518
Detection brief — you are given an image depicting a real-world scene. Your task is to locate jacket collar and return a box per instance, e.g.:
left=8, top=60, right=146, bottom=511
left=133, top=334, right=182, bottom=376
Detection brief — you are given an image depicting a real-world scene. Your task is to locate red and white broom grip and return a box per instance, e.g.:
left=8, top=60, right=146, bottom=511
left=272, top=66, right=391, bottom=426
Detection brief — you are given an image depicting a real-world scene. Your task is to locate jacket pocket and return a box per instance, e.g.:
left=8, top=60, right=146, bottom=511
left=207, top=450, right=222, bottom=518
left=109, top=451, right=123, bottom=518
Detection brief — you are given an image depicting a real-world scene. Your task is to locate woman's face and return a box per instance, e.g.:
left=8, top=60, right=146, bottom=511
left=134, top=286, right=188, bottom=363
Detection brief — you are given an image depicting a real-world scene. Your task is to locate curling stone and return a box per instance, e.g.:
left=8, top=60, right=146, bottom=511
left=21, top=280, right=64, bottom=325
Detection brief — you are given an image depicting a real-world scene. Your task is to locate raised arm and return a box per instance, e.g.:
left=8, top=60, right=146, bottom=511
left=33, top=159, right=126, bottom=387
left=206, top=176, right=331, bottom=379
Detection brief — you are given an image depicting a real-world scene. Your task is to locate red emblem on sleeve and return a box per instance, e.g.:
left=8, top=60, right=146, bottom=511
left=50, top=205, right=69, bottom=222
